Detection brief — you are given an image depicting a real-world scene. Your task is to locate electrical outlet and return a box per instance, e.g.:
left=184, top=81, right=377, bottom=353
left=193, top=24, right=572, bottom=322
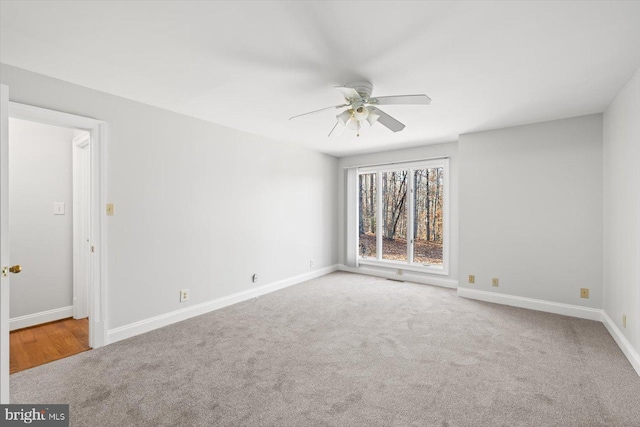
left=468, top=275, right=475, bottom=284
left=310, top=260, right=314, bottom=268
left=397, top=269, right=403, bottom=276
left=623, top=314, right=627, bottom=328
left=492, top=278, right=499, bottom=287
left=180, top=289, right=189, bottom=302
left=252, top=274, right=258, bottom=283
left=580, top=288, right=589, bottom=299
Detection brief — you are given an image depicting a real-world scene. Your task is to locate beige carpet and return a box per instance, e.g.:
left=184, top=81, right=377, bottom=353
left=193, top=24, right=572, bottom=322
left=11, top=272, right=640, bottom=426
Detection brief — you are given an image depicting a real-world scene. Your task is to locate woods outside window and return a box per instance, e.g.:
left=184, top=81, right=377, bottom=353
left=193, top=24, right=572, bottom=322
left=357, top=159, right=449, bottom=275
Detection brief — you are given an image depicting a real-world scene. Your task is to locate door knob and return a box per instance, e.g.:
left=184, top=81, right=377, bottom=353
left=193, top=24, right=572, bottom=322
left=2, top=265, right=22, bottom=276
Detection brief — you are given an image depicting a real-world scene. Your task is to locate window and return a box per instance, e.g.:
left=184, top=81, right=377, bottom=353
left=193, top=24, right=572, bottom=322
left=357, top=159, right=449, bottom=274
left=358, top=173, right=377, bottom=259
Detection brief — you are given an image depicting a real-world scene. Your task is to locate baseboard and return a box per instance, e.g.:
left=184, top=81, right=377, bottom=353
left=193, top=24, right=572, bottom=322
left=602, top=312, right=640, bottom=376
left=338, top=264, right=458, bottom=289
left=456, top=288, right=603, bottom=321
left=107, top=265, right=339, bottom=345
left=10, top=306, right=73, bottom=331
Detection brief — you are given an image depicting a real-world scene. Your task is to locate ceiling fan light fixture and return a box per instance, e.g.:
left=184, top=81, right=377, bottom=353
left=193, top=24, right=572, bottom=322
left=353, top=106, right=369, bottom=122
left=337, top=109, right=353, bottom=126
left=366, top=110, right=380, bottom=126
left=347, top=118, right=363, bottom=137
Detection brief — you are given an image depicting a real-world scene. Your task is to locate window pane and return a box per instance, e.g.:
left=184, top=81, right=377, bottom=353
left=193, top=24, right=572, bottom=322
left=382, top=170, right=407, bottom=261
left=358, top=173, right=377, bottom=259
left=413, top=168, right=443, bottom=265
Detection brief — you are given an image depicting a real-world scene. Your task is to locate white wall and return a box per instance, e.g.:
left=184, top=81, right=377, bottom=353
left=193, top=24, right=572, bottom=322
left=603, top=67, right=640, bottom=353
left=1, top=63, right=338, bottom=331
left=337, top=142, right=459, bottom=285
left=458, top=115, right=603, bottom=308
left=9, top=118, right=74, bottom=318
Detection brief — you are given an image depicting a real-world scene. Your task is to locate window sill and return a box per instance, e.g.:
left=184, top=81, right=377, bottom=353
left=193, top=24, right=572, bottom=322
left=358, top=259, right=449, bottom=276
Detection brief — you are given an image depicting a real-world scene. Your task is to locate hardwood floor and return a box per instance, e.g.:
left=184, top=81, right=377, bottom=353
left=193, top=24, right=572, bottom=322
left=10, top=317, right=91, bottom=374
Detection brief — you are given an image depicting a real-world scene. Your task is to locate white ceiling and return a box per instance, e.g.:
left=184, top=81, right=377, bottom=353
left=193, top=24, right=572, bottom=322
left=2, top=1, right=640, bottom=157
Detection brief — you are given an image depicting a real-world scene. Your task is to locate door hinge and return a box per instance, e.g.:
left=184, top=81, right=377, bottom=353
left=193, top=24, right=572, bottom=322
left=91, top=246, right=95, bottom=253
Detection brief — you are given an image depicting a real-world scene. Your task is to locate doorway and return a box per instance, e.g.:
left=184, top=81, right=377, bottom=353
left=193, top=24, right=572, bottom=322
left=6, top=102, right=106, bottom=347
left=8, top=117, right=91, bottom=372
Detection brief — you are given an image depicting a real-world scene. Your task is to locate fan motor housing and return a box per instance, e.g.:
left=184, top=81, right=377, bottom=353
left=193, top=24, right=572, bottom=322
left=346, top=81, right=373, bottom=99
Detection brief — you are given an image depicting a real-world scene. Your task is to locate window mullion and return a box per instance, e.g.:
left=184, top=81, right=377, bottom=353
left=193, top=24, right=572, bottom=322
left=376, top=171, right=383, bottom=261
left=407, top=168, right=414, bottom=265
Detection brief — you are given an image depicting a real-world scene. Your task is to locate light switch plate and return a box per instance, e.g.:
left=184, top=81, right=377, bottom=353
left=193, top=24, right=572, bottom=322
left=53, top=202, right=65, bottom=215
left=106, top=203, right=114, bottom=216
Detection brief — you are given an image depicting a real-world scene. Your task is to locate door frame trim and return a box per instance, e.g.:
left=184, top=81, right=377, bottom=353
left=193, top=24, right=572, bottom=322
left=9, top=102, right=107, bottom=349
left=1, top=84, right=10, bottom=403
left=72, top=132, right=90, bottom=320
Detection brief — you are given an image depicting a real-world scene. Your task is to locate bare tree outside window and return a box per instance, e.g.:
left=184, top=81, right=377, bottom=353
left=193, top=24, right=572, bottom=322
left=358, top=164, right=445, bottom=267
left=413, top=168, right=443, bottom=265
left=382, top=171, right=408, bottom=261
left=358, top=173, right=376, bottom=259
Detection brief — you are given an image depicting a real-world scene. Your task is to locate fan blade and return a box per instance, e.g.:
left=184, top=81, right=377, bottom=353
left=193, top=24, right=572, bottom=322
left=335, top=86, right=362, bottom=101
left=289, top=104, right=348, bottom=120
left=370, top=94, right=431, bottom=105
left=329, top=121, right=347, bottom=137
left=369, top=107, right=405, bottom=132
left=328, top=121, right=339, bottom=137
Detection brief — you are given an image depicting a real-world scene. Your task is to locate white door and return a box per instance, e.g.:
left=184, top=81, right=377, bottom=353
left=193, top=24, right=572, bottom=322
left=1, top=84, right=11, bottom=403
left=73, top=133, right=90, bottom=319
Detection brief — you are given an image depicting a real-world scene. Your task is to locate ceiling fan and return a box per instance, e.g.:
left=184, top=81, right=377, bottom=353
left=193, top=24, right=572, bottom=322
left=289, top=81, right=431, bottom=137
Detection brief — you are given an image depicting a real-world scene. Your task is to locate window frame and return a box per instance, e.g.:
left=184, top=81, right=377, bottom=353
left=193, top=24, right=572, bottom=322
left=357, top=158, right=449, bottom=275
